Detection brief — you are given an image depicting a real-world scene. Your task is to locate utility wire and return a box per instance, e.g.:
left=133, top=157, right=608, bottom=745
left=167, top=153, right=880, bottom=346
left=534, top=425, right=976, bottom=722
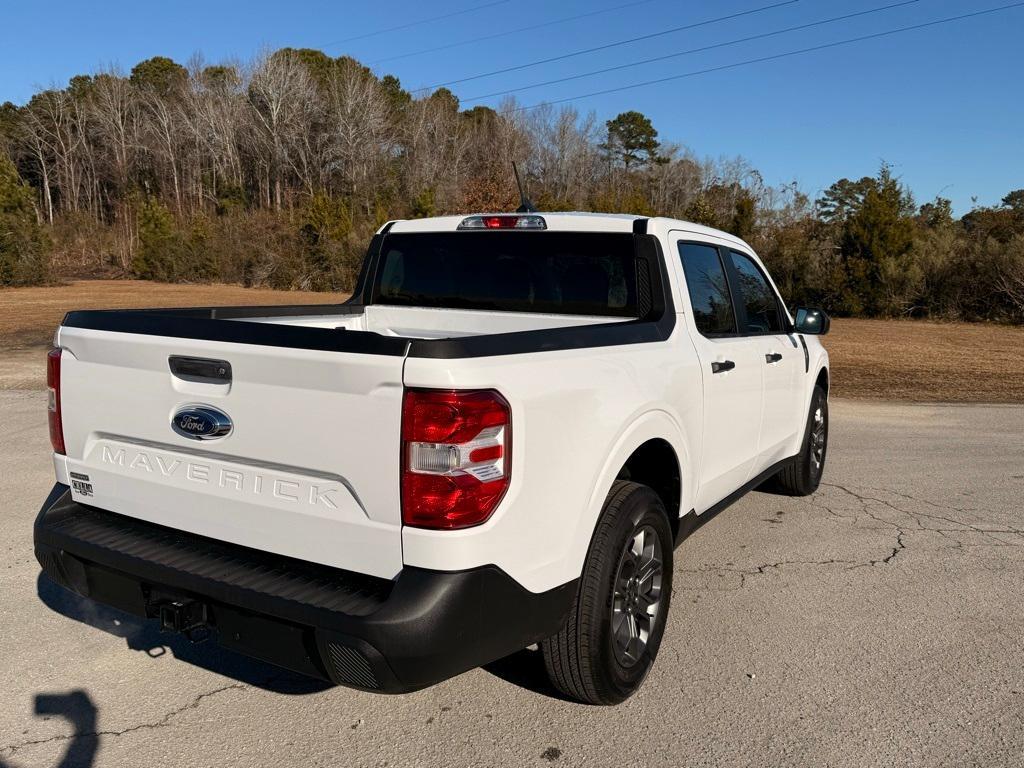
left=370, top=0, right=658, bottom=65
left=505, top=2, right=1024, bottom=113
left=412, top=0, right=799, bottom=92
left=322, top=0, right=513, bottom=47
left=464, top=0, right=921, bottom=103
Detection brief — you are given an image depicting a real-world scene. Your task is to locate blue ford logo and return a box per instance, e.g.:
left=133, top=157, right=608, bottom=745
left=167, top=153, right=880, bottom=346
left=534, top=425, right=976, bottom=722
left=171, top=404, right=233, bottom=441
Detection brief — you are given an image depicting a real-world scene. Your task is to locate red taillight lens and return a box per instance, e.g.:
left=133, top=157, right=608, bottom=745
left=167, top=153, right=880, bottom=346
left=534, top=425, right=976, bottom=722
left=401, top=389, right=511, bottom=530
left=47, top=348, right=65, bottom=455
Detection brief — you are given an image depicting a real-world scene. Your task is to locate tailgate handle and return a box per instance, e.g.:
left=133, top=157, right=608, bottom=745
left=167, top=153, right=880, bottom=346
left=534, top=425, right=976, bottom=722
left=169, top=355, right=232, bottom=384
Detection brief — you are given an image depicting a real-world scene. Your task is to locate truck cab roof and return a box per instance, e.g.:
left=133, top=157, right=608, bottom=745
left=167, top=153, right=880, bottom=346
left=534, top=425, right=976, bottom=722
left=383, top=211, right=751, bottom=249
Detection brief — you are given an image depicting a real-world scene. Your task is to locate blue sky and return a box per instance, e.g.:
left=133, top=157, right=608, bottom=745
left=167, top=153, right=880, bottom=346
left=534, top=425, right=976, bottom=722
left=1, top=0, right=1021, bottom=214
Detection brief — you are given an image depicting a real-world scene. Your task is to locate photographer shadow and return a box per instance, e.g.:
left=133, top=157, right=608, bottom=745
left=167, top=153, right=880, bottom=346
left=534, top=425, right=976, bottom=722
left=0, top=690, right=98, bottom=768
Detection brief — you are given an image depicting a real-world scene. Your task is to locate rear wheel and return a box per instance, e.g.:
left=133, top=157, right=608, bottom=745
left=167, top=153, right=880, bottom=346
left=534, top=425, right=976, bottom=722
left=775, top=384, right=828, bottom=496
left=541, top=480, right=672, bottom=705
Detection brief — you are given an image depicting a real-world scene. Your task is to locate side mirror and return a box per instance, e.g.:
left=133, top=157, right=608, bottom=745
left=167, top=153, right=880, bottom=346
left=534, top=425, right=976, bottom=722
left=793, top=306, right=830, bottom=335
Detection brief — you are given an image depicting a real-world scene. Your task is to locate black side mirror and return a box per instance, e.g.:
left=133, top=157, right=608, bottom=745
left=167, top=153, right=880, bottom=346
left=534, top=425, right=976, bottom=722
left=793, top=306, right=830, bottom=335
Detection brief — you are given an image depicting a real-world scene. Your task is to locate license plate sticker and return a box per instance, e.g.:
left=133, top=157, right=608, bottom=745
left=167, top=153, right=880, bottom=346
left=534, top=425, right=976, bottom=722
left=70, top=471, right=94, bottom=497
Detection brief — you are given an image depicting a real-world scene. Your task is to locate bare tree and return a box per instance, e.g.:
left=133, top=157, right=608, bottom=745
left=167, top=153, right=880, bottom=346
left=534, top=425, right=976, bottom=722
left=402, top=90, right=469, bottom=210
left=323, top=63, right=394, bottom=209
left=246, top=51, right=319, bottom=209
left=181, top=57, right=247, bottom=208
left=139, top=85, right=184, bottom=211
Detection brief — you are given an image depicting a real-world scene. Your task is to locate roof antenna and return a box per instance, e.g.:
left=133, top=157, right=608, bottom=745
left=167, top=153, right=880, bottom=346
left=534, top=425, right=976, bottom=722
left=512, top=162, right=537, bottom=213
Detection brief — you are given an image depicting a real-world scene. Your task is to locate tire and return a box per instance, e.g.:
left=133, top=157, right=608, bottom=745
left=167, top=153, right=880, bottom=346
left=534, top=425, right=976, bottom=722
left=775, top=384, right=828, bottom=496
left=541, top=480, right=673, bottom=705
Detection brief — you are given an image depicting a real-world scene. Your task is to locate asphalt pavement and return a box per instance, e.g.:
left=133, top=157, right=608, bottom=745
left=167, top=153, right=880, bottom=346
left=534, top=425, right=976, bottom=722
left=2, top=390, right=1022, bottom=768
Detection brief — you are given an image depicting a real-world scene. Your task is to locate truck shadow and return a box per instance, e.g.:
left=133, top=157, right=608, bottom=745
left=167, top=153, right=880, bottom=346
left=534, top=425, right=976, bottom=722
left=36, top=574, right=329, bottom=695
left=482, top=648, right=576, bottom=702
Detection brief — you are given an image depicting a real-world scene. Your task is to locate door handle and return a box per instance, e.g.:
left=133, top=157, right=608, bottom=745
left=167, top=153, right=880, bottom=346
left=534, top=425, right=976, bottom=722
left=711, top=360, right=735, bottom=374
left=765, top=352, right=783, bottom=364
left=169, top=355, right=232, bottom=383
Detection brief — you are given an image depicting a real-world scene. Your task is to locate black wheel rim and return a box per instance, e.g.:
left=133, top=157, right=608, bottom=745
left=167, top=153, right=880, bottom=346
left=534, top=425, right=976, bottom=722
left=611, top=523, right=664, bottom=668
left=809, top=400, right=827, bottom=479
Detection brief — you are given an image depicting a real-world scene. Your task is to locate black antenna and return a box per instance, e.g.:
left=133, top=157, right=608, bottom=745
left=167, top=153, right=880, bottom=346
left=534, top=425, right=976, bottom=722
left=512, top=162, right=537, bottom=213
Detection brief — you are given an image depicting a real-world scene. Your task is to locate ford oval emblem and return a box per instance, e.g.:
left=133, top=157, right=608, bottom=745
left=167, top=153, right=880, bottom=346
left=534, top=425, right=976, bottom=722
left=171, top=404, right=233, bottom=441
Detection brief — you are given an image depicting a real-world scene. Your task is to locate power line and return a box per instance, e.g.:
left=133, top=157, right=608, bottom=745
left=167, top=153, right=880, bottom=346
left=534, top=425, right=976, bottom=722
left=321, top=0, right=513, bottom=48
left=370, top=0, right=658, bottom=65
left=464, top=0, right=922, bottom=103
left=505, top=2, right=1024, bottom=113
left=412, top=0, right=799, bottom=93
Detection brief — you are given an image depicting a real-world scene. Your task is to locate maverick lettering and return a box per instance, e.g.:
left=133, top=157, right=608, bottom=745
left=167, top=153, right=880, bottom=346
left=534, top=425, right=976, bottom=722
left=99, top=445, right=339, bottom=509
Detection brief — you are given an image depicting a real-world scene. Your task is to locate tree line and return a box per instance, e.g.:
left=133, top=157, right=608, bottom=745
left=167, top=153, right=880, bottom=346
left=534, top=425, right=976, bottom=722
left=1, top=48, right=1022, bottom=322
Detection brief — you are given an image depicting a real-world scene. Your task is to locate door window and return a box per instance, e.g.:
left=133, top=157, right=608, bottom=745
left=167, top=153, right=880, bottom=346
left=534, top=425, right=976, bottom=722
left=678, top=243, right=736, bottom=336
left=729, top=251, right=784, bottom=334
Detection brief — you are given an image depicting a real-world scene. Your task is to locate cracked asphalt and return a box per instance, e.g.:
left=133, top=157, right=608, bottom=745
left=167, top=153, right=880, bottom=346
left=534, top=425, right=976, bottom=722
left=2, top=390, right=1023, bottom=767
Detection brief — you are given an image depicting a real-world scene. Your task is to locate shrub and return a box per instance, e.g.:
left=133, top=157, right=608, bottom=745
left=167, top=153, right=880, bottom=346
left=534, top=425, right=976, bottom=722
left=0, top=154, right=48, bottom=285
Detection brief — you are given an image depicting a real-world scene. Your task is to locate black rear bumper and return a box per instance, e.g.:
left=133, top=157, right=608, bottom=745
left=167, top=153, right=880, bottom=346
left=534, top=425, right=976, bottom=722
left=34, top=484, right=576, bottom=693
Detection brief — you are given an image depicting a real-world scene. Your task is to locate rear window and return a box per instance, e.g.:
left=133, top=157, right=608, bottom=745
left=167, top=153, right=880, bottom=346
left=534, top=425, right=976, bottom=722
left=372, top=232, right=638, bottom=317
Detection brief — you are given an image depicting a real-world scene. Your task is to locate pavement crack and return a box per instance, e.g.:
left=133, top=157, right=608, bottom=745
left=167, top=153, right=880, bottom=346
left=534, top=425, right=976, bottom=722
left=0, top=682, right=247, bottom=758
left=815, top=483, right=911, bottom=567
left=820, top=481, right=1024, bottom=555
left=678, top=558, right=856, bottom=590
left=874, top=530, right=907, bottom=567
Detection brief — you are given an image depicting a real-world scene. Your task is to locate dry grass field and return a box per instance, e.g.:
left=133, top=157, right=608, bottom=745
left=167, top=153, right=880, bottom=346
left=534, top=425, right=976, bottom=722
left=0, top=280, right=343, bottom=349
left=2, top=281, right=1023, bottom=402
left=827, top=317, right=1024, bottom=403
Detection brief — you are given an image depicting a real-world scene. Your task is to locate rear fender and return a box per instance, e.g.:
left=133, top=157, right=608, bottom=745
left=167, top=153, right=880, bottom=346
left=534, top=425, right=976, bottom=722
left=568, top=410, right=691, bottom=577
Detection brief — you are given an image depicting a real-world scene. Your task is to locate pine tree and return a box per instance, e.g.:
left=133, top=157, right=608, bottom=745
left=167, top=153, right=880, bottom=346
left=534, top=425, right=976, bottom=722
left=602, top=111, right=661, bottom=169
left=838, top=164, right=916, bottom=315
left=0, top=153, right=48, bottom=285
left=134, top=196, right=180, bottom=280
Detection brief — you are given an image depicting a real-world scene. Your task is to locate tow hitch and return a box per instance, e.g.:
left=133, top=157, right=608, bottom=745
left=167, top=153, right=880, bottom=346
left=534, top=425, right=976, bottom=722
left=154, top=598, right=210, bottom=642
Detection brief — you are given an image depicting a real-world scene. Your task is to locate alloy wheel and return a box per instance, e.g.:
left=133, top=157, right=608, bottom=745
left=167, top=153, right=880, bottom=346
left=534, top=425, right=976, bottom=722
left=611, top=524, right=664, bottom=667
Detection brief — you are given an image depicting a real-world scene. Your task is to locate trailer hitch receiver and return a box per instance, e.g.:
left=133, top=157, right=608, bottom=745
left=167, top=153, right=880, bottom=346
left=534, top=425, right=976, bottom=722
left=157, top=599, right=210, bottom=642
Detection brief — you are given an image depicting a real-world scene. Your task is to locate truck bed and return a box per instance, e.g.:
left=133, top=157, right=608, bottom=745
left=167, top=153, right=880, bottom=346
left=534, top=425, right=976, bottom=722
left=236, top=303, right=623, bottom=339
left=61, top=298, right=665, bottom=359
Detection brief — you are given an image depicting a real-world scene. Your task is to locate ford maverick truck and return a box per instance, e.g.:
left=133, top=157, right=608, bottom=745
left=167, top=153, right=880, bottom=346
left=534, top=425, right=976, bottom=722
left=34, top=212, right=830, bottom=704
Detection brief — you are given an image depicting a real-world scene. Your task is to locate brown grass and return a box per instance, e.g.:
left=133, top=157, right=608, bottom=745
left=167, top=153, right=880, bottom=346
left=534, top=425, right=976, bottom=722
left=2, top=281, right=1023, bottom=402
left=826, top=317, right=1024, bottom=403
left=0, top=280, right=345, bottom=349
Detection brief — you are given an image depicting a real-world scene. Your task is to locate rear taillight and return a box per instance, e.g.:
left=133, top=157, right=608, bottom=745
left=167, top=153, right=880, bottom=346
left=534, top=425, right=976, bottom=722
left=47, top=348, right=65, bottom=455
left=401, top=389, right=511, bottom=530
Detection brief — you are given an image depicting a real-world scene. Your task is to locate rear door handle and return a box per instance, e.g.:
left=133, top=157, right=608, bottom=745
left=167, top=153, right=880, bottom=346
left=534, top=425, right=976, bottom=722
left=711, top=360, right=736, bottom=374
left=765, top=352, right=783, bottom=364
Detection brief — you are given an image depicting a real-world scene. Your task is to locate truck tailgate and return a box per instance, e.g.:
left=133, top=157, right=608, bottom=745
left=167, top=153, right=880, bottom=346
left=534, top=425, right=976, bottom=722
left=56, top=326, right=406, bottom=579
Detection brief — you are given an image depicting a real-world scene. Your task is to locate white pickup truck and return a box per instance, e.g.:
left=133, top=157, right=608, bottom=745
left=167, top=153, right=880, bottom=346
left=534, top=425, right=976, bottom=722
left=35, top=212, right=830, bottom=704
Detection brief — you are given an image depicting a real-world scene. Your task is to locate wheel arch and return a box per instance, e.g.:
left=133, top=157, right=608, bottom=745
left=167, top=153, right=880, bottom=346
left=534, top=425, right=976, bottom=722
left=570, top=411, right=691, bottom=578
left=815, top=366, right=829, bottom=396
left=614, top=438, right=682, bottom=541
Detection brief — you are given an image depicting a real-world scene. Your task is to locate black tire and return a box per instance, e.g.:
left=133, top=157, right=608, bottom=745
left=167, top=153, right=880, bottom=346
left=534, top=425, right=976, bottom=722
left=541, top=480, right=673, bottom=705
left=775, top=384, right=828, bottom=496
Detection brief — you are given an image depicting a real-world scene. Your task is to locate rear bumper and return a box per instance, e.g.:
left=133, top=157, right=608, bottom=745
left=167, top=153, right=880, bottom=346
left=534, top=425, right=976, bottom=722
left=34, top=484, right=576, bottom=693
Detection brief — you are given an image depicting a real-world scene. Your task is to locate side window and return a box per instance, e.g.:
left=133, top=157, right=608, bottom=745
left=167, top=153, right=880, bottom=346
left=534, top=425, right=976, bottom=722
left=729, top=251, right=784, bottom=334
left=678, top=243, right=736, bottom=336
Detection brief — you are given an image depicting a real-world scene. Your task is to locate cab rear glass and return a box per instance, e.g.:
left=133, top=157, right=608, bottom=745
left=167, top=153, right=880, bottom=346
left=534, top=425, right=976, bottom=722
left=371, top=232, right=638, bottom=317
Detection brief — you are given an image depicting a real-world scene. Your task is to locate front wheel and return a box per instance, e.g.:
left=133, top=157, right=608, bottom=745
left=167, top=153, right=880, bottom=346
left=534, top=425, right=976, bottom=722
left=541, top=481, right=673, bottom=705
left=775, top=384, right=828, bottom=496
